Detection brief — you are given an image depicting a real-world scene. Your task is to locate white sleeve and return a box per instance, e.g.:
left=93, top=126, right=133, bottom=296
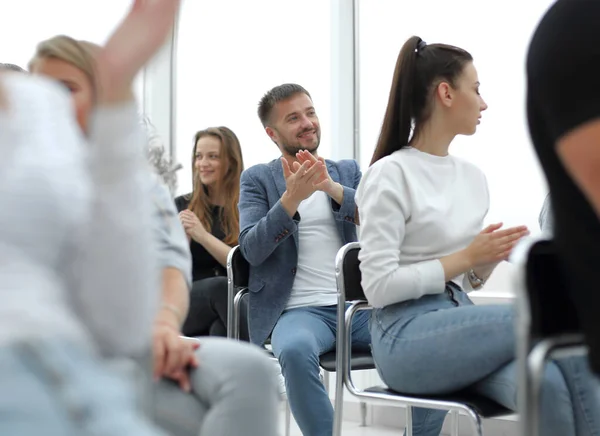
left=356, top=160, right=446, bottom=308
left=70, top=102, right=159, bottom=357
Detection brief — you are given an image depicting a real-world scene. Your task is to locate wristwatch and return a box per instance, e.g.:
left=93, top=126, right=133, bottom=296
left=468, top=269, right=485, bottom=288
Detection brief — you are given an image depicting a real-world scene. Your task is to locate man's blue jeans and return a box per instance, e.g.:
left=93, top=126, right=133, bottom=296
left=271, top=305, right=371, bottom=436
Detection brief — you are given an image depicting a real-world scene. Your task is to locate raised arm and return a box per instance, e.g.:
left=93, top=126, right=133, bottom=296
left=71, top=102, right=159, bottom=357
left=68, top=0, right=182, bottom=357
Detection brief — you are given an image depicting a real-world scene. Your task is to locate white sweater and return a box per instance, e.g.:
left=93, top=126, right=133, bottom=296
left=0, top=73, right=158, bottom=356
left=355, top=147, right=489, bottom=308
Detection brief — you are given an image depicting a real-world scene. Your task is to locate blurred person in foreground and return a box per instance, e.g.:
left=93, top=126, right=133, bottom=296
left=0, top=1, right=278, bottom=435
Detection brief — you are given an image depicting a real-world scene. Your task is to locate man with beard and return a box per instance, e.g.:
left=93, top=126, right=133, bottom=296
left=238, top=83, right=369, bottom=436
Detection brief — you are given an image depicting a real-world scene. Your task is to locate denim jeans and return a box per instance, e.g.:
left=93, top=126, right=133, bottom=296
left=271, top=305, right=371, bottom=436
left=370, top=283, right=600, bottom=436
left=0, top=339, right=164, bottom=436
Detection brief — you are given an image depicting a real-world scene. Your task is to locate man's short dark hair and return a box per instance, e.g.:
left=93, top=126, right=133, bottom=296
left=257, top=83, right=311, bottom=127
left=0, top=63, right=26, bottom=73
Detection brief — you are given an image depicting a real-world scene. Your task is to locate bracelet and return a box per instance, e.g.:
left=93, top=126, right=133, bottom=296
left=467, top=269, right=485, bottom=288
left=154, top=320, right=180, bottom=331
left=159, top=303, right=184, bottom=324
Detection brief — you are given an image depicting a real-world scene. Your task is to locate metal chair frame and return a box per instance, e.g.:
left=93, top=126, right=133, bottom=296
left=226, top=245, right=368, bottom=435
left=513, top=237, right=587, bottom=436
left=332, top=242, right=513, bottom=436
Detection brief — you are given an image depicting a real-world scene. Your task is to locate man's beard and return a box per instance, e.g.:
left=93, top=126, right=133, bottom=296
left=280, top=131, right=321, bottom=157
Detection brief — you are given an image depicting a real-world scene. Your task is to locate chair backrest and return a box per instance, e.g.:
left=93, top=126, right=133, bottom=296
left=230, top=245, right=250, bottom=288
left=232, top=242, right=366, bottom=301
left=337, top=242, right=366, bottom=301
left=526, top=239, right=580, bottom=338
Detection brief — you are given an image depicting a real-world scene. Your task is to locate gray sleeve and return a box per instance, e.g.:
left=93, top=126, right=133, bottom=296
left=539, top=194, right=554, bottom=235
left=70, top=102, right=160, bottom=358
left=150, top=178, right=192, bottom=289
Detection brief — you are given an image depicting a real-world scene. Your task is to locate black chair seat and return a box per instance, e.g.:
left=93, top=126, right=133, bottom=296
left=264, top=349, right=374, bottom=372
left=319, top=351, right=375, bottom=372
left=365, top=386, right=512, bottom=418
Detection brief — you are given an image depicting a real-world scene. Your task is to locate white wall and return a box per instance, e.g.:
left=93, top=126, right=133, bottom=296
left=173, top=0, right=333, bottom=195
left=357, top=0, right=555, bottom=291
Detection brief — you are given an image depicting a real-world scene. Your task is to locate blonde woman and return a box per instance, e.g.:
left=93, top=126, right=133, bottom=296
left=29, top=30, right=278, bottom=436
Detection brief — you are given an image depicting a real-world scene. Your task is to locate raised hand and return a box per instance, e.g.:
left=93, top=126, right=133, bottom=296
left=281, top=157, right=324, bottom=204
left=295, top=150, right=344, bottom=204
left=96, top=0, right=181, bottom=104
left=465, top=223, right=530, bottom=267
left=295, top=150, right=329, bottom=187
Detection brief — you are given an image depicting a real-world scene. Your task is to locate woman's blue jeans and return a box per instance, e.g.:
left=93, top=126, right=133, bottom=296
left=370, top=283, right=600, bottom=436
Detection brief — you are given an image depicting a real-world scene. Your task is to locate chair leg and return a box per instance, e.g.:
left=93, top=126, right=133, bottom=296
left=405, top=405, right=413, bottom=436
left=464, top=409, right=483, bottom=436
left=524, top=339, right=581, bottom=436
left=450, top=410, right=459, bottom=436
left=285, top=400, right=291, bottom=436
left=527, top=351, right=547, bottom=436
left=359, top=402, right=367, bottom=426
left=474, top=413, right=483, bottom=436
left=332, top=371, right=344, bottom=436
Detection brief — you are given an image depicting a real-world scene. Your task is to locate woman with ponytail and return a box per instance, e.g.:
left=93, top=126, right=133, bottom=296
left=356, top=36, right=600, bottom=436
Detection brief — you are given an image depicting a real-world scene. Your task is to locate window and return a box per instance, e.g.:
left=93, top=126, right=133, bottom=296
left=174, top=0, right=332, bottom=195
left=0, top=0, right=144, bottom=104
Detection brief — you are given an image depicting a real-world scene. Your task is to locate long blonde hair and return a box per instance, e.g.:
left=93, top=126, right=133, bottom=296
left=29, top=35, right=100, bottom=93
left=188, top=127, right=244, bottom=246
left=29, top=35, right=182, bottom=194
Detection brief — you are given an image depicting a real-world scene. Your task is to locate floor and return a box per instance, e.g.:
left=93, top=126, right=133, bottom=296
left=279, top=406, right=401, bottom=436
left=281, top=418, right=400, bottom=436
left=277, top=404, right=519, bottom=436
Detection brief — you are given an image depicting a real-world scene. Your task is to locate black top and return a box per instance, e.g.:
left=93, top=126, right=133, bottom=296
left=527, top=0, right=600, bottom=366
left=175, top=194, right=227, bottom=282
